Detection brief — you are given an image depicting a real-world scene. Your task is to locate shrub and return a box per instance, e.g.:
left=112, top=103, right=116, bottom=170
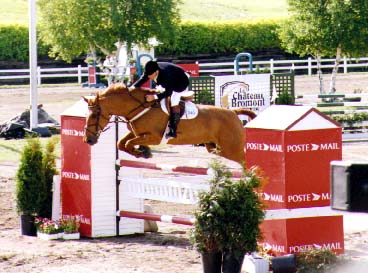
left=153, top=20, right=282, bottom=57
left=39, top=136, right=59, bottom=218
left=0, top=24, right=49, bottom=62
left=16, top=137, right=45, bottom=215
left=190, top=160, right=266, bottom=256
left=16, top=137, right=59, bottom=217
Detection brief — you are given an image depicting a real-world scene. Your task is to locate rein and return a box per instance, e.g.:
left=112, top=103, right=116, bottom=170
left=119, top=91, right=158, bottom=123
left=84, top=104, right=111, bottom=139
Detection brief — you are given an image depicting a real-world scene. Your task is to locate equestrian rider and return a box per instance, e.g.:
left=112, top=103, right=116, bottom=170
left=131, top=60, right=190, bottom=139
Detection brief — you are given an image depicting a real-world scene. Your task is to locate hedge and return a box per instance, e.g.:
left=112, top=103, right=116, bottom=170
left=1, top=19, right=283, bottom=62
left=0, top=25, right=48, bottom=62
left=155, top=20, right=283, bottom=56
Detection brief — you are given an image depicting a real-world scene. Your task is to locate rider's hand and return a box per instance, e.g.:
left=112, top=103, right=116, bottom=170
left=128, top=86, right=135, bottom=92
left=145, top=94, right=157, bottom=102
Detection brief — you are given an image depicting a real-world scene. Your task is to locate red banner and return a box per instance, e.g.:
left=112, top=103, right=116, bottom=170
left=61, top=116, right=92, bottom=237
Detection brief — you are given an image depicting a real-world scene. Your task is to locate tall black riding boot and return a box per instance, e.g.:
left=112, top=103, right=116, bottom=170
left=165, top=107, right=181, bottom=139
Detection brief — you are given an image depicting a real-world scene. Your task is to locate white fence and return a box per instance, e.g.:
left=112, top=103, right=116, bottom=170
left=1, top=56, right=368, bottom=84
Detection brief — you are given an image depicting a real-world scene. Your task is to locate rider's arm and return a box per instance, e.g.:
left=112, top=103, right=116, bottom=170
left=131, top=74, right=149, bottom=88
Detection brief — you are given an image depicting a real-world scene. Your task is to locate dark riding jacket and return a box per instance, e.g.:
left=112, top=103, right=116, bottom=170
left=133, top=62, right=189, bottom=101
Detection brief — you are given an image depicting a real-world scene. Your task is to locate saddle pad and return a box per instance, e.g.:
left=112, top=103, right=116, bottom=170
left=160, top=100, right=198, bottom=119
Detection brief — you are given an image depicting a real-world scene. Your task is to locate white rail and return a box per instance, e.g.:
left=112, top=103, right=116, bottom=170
left=1, top=56, right=368, bottom=84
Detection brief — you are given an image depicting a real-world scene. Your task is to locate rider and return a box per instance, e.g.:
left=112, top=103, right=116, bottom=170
left=131, top=60, right=189, bottom=139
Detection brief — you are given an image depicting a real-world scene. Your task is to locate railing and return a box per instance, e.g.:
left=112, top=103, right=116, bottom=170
left=199, top=56, right=368, bottom=75
left=0, top=65, right=89, bottom=85
left=1, top=56, right=368, bottom=85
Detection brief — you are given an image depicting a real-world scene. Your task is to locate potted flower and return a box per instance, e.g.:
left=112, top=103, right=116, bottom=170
left=60, top=216, right=80, bottom=240
left=190, top=160, right=266, bottom=273
left=35, top=217, right=63, bottom=240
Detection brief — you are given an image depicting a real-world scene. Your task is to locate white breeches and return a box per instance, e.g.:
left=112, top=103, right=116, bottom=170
left=170, top=91, right=182, bottom=106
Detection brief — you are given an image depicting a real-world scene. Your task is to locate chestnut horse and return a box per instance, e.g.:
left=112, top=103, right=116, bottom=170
left=83, top=84, right=256, bottom=165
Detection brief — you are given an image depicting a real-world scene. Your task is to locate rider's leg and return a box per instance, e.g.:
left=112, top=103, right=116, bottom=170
left=165, top=91, right=181, bottom=139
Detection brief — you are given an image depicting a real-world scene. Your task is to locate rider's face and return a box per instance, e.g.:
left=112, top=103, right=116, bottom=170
left=148, top=70, right=158, bottom=80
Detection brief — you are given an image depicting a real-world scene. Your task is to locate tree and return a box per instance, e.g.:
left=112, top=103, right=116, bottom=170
left=279, top=0, right=368, bottom=94
left=38, top=0, right=181, bottom=62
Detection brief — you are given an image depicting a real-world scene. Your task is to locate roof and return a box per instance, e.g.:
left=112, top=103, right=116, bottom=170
left=61, top=99, right=88, bottom=117
left=245, top=105, right=341, bottom=131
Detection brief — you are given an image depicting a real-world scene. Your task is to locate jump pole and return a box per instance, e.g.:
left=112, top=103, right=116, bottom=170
left=119, top=159, right=242, bottom=178
left=118, top=210, right=195, bottom=226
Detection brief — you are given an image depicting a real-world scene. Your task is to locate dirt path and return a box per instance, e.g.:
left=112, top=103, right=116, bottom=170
left=1, top=75, right=368, bottom=272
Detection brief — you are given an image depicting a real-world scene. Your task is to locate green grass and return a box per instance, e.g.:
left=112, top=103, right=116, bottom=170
left=0, top=0, right=288, bottom=25
left=0, top=136, right=60, bottom=163
left=179, top=0, right=288, bottom=21
left=0, top=0, right=28, bottom=25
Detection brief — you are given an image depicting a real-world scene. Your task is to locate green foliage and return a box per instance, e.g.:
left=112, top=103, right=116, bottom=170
left=0, top=25, right=49, bottom=62
left=279, top=0, right=368, bottom=58
left=156, top=20, right=282, bottom=56
left=15, top=137, right=59, bottom=217
left=39, top=136, right=59, bottom=218
left=276, top=89, right=295, bottom=105
left=190, top=160, right=265, bottom=256
left=296, top=248, right=338, bottom=273
left=196, top=89, right=215, bottom=105
left=16, top=137, right=45, bottom=215
left=38, top=0, right=181, bottom=62
left=332, top=112, right=368, bottom=127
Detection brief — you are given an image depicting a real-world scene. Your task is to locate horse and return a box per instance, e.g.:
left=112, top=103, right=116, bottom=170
left=83, top=83, right=256, bottom=165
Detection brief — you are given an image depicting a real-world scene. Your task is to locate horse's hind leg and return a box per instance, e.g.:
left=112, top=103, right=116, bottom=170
left=216, top=137, right=245, bottom=166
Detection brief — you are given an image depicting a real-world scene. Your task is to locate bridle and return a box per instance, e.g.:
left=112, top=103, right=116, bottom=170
left=84, top=103, right=111, bottom=140
left=84, top=90, right=158, bottom=140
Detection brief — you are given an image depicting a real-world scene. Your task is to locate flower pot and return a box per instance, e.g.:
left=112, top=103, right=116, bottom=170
left=242, top=255, right=270, bottom=273
left=37, top=231, right=62, bottom=240
left=271, top=254, right=296, bottom=273
left=222, top=251, right=245, bottom=273
left=201, top=251, right=222, bottom=273
left=62, top=232, right=80, bottom=240
left=20, top=215, right=37, bottom=236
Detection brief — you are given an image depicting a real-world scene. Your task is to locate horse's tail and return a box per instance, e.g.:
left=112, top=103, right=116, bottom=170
left=233, top=108, right=257, bottom=120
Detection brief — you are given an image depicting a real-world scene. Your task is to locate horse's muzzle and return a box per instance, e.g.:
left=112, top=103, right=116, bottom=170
left=83, top=136, right=98, bottom=145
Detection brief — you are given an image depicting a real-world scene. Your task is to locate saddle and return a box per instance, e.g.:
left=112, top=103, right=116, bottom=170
left=160, top=91, right=198, bottom=120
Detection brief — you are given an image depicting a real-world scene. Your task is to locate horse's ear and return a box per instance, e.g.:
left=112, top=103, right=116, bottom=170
left=82, top=96, right=89, bottom=103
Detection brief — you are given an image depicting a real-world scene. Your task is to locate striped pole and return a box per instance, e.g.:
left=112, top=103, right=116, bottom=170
left=118, top=210, right=195, bottom=226
left=119, top=159, right=242, bottom=178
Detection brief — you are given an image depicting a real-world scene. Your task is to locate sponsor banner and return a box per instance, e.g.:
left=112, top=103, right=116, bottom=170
left=245, top=128, right=342, bottom=209
left=260, top=215, right=344, bottom=255
left=177, top=63, right=199, bottom=77
left=215, top=74, right=270, bottom=114
left=61, top=116, right=92, bottom=237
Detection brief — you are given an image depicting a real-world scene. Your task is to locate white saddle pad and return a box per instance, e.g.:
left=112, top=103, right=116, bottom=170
left=160, top=100, right=198, bottom=119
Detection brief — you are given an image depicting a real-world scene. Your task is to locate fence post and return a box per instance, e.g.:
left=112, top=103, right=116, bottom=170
left=270, top=59, right=274, bottom=74
left=308, top=57, right=312, bottom=76
left=37, top=66, right=41, bottom=86
left=78, top=65, right=82, bottom=84
left=343, top=56, right=347, bottom=74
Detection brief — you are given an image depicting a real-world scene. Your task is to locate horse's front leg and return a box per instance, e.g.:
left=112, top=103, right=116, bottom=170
left=125, top=133, right=161, bottom=158
left=117, top=132, right=143, bottom=157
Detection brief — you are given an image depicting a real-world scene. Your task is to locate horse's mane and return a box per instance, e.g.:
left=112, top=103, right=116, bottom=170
left=99, top=83, right=129, bottom=97
left=99, top=83, right=153, bottom=97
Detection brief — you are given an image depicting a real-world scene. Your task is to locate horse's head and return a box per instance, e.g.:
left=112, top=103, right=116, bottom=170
left=83, top=94, right=111, bottom=145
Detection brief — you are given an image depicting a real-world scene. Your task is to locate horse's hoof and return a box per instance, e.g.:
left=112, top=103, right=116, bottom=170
left=138, top=145, right=152, bottom=159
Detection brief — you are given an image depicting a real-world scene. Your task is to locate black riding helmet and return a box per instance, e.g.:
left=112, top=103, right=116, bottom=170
left=144, top=60, right=159, bottom=76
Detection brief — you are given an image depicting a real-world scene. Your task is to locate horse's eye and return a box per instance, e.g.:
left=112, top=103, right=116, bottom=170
left=90, top=113, right=97, bottom=118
